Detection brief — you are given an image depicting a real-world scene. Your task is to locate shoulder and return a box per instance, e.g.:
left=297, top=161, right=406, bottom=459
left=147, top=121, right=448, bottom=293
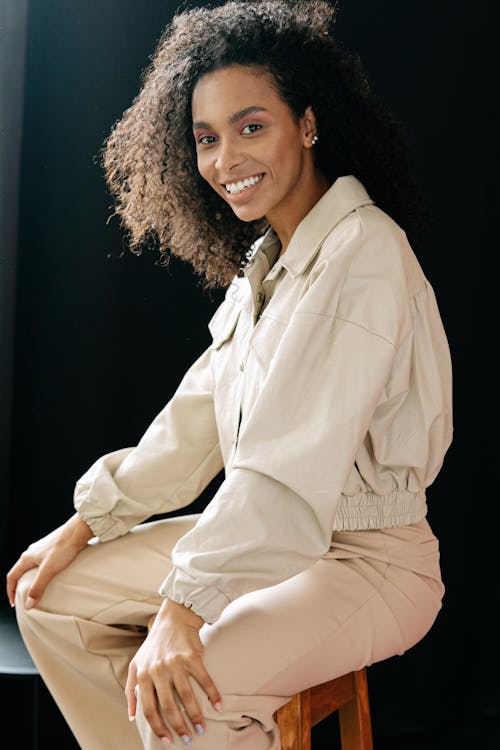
left=353, top=204, right=426, bottom=298
left=319, top=203, right=425, bottom=293
left=316, top=205, right=424, bottom=346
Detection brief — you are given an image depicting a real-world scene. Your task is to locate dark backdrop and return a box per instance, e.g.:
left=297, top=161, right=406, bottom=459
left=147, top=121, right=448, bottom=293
left=1, top=1, right=498, bottom=748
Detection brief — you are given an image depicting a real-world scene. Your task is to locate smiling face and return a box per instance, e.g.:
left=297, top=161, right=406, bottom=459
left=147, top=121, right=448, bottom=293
left=191, top=65, right=328, bottom=242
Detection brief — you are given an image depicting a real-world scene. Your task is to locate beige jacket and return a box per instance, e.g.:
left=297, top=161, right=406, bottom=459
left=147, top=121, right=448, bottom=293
left=74, top=175, right=453, bottom=624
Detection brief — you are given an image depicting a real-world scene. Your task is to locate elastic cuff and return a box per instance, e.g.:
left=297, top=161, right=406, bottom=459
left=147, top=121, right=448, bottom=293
left=76, top=510, right=129, bottom=543
left=159, top=568, right=231, bottom=625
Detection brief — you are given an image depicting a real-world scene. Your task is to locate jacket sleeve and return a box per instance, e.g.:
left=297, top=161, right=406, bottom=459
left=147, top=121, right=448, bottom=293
left=74, top=344, right=224, bottom=542
left=160, top=267, right=404, bottom=624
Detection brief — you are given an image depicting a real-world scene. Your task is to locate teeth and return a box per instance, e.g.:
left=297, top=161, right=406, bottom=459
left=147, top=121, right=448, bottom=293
left=225, top=174, right=263, bottom=195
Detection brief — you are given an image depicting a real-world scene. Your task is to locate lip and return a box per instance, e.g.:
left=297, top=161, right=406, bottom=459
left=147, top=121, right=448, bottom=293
left=221, top=173, right=265, bottom=204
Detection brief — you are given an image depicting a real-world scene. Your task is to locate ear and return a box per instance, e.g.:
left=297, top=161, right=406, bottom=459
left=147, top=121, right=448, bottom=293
left=301, top=105, right=319, bottom=148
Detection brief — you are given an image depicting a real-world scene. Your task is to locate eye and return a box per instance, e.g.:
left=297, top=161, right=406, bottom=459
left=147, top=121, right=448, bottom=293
left=197, top=134, right=218, bottom=145
left=241, top=123, right=262, bottom=135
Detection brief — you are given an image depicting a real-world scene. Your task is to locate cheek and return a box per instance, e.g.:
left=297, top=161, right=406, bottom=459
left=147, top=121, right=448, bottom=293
left=266, top=138, right=302, bottom=182
left=196, top=152, right=212, bottom=183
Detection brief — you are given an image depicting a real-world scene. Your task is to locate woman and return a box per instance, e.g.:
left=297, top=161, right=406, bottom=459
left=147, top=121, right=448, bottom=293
left=6, top=1, right=453, bottom=748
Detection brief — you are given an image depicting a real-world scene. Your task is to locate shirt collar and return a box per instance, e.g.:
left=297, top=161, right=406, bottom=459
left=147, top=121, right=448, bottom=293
left=244, top=174, right=374, bottom=281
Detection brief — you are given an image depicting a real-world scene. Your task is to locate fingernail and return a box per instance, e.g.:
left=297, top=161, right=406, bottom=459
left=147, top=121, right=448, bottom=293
left=214, top=701, right=223, bottom=712
left=128, top=715, right=135, bottom=722
left=181, top=735, right=192, bottom=746
left=161, top=738, right=173, bottom=747
left=10, top=601, right=15, bottom=608
left=194, top=723, right=205, bottom=736
left=25, top=596, right=36, bottom=610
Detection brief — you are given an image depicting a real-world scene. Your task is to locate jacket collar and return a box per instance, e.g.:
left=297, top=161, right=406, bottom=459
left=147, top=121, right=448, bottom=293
left=244, top=175, right=374, bottom=280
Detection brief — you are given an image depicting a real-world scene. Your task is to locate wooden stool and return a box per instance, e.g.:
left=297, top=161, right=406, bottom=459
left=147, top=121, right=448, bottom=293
left=275, top=668, right=373, bottom=750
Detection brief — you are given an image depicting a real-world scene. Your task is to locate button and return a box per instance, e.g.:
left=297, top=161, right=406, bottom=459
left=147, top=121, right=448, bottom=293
left=240, top=361, right=245, bottom=371
left=256, top=291, right=264, bottom=303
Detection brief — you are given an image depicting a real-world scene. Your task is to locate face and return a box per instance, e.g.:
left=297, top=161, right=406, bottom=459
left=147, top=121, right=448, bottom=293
left=191, top=65, right=320, bottom=225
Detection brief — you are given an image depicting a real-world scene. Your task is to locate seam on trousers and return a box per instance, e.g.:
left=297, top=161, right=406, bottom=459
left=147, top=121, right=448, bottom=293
left=89, top=593, right=162, bottom=624
left=377, top=579, right=407, bottom=654
left=370, top=533, right=407, bottom=653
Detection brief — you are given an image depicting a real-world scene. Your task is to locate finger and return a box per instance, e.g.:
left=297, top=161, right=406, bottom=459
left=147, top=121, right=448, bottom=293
left=24, top=562, right=57, bottom=609
left=138, top=676, right=176, bottom=745
left=6, top=555, right=37, bottom=607
left=155, top=677, right=194, bottom=745
left=125, top=662, right=138, bottom=721
left=168, top=673, right=206, bottom=740
left=190, top=660, right=223, bottom=712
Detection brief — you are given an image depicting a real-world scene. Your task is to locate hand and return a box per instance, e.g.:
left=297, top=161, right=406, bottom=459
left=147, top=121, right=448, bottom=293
left=126, top=598, right=222, bottom=745
left=6, top=512, right=93, bottom=608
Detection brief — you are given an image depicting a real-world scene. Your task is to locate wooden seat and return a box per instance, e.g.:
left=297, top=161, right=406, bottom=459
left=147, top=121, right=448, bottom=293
left=275, top=667, right=373, bottom=750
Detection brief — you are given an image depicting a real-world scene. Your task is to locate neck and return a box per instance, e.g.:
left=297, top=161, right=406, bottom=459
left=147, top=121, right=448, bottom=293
left=267, top=169, right=330, bottom=256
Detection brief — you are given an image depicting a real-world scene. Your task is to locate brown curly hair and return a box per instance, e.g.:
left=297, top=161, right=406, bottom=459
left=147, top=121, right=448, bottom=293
left=99, top=0, right=431, bottom=292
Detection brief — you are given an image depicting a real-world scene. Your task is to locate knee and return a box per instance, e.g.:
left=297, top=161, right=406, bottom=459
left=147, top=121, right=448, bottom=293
left=14, top=569, right=39, bottom=630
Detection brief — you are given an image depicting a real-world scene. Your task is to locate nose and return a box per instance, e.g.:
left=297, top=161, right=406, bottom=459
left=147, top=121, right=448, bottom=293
left=215, top=136, right=243, bottom=174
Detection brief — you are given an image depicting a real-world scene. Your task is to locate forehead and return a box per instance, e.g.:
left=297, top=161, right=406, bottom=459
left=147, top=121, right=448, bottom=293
left=191, top=65, right=283, bottom=120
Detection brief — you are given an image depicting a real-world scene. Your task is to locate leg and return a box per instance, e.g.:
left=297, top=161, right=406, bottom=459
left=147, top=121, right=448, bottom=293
left=337, top=668, right=373, bottom=750
left=135, top=517, right=445, bottom=749
left=276, top=690, right=311, bottom=750
left=15, top=514, right=201, bottom=750
left=276, top=669, right=373, bottom=750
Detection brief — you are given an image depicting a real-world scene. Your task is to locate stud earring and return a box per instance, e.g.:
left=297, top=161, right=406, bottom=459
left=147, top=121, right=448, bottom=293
left=311, top=134, right=319, bottom=146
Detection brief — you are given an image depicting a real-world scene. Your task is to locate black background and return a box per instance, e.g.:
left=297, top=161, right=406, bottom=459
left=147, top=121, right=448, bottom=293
left=1, top=1, right=498, bottom=748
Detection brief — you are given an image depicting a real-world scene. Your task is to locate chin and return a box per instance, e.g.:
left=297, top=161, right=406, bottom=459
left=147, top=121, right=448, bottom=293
left=229, top=205, right=267, bottom=223
left=235, top=212, right=265, bottom=223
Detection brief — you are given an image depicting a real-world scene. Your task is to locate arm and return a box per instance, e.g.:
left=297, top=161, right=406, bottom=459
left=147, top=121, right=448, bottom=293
left=74, top=343, right=224, bottom=541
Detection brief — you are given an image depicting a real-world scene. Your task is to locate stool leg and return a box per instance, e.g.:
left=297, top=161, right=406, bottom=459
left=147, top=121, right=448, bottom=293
left=276, top=690, right=312, bottom=750
left=338, top=669, right=373, bottom=750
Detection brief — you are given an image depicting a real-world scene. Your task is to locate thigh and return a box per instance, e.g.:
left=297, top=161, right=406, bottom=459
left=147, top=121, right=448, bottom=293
left=17, top=514, right=201, bottom=627
left=199, top=518, right=444, bottom=698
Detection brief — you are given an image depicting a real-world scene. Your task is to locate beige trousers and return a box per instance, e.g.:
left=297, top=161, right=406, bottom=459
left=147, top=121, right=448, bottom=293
left=15, top=514, right=445, bottom=749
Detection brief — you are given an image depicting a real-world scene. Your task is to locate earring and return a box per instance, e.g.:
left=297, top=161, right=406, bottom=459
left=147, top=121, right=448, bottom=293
left=311, top=134, right=319, bottom=146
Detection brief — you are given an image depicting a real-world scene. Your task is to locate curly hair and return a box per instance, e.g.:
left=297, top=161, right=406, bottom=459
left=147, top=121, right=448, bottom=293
left=99, top=0, right=431, bottom=292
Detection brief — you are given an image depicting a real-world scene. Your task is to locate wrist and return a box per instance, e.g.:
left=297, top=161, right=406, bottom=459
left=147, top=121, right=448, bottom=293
left=65, top=513, right=94, bottom=549
left=159, top=597, right=205, bottom=629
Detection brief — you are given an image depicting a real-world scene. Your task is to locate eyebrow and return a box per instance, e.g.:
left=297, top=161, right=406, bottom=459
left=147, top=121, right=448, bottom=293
left=192, top=106, right=268, bottom=130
